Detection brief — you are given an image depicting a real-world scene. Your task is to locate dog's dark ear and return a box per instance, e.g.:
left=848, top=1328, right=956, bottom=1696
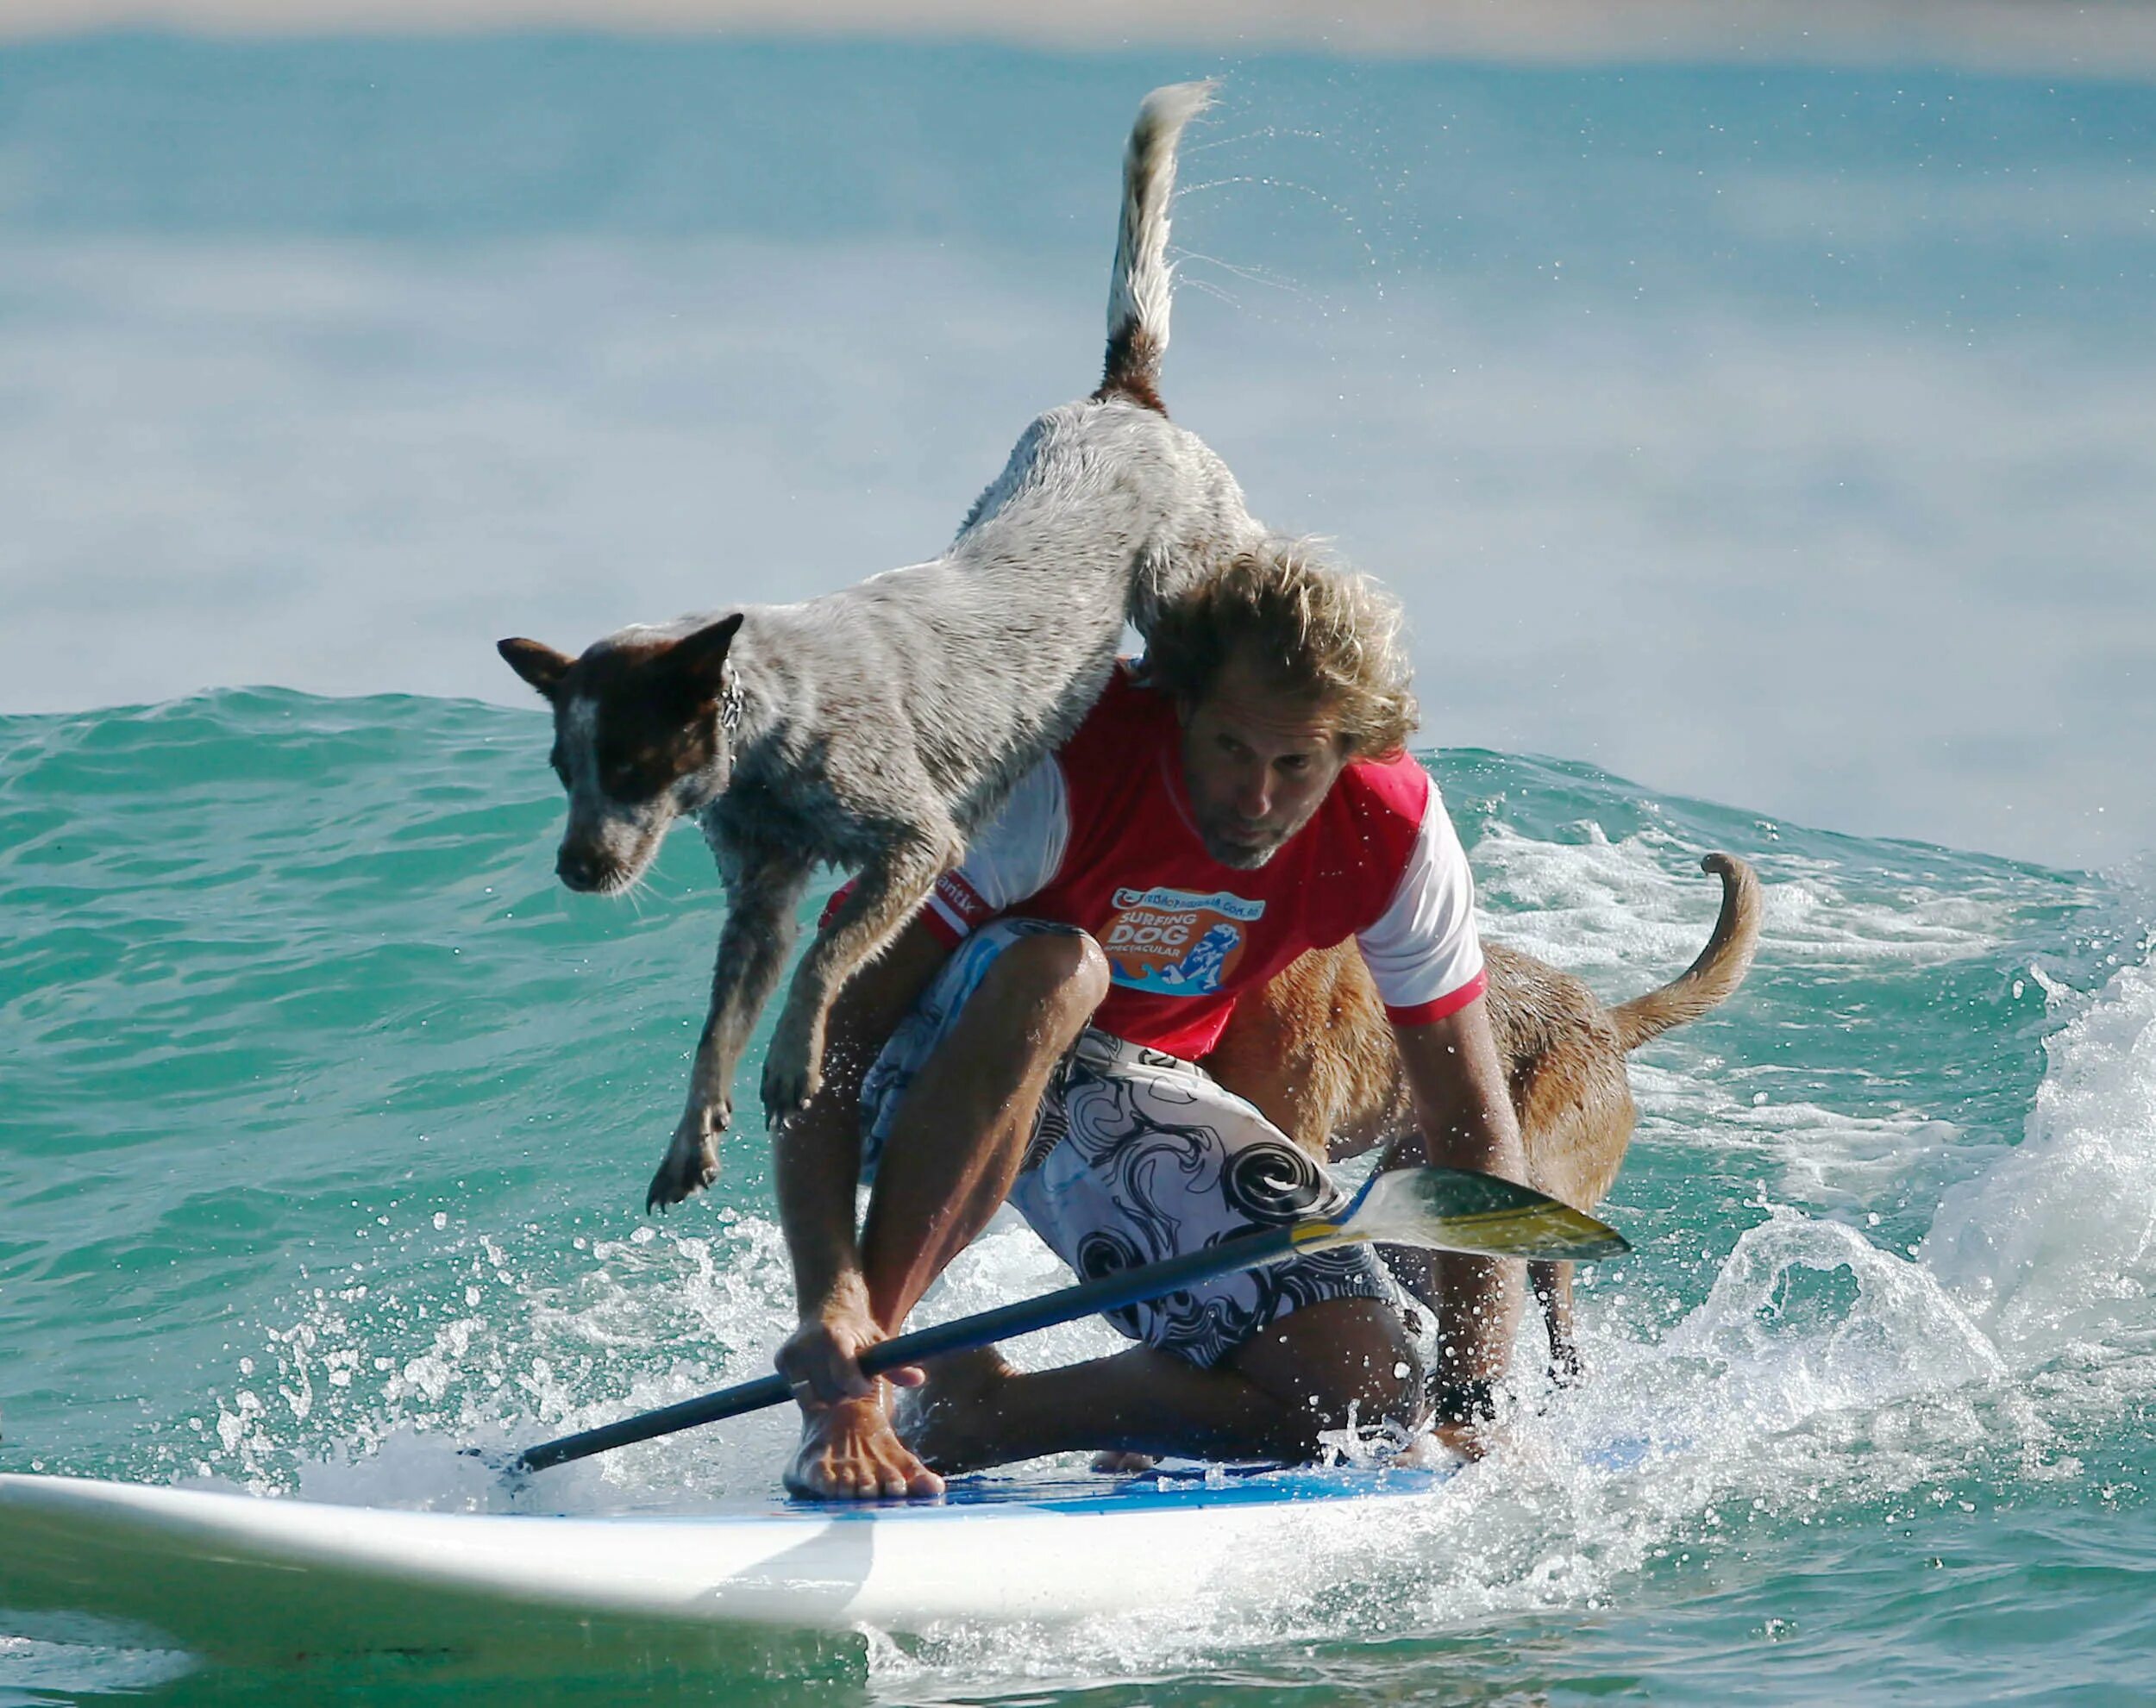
left=669, top=614, right=744, bottom=698
left=498, top=638, right=574, bottom=703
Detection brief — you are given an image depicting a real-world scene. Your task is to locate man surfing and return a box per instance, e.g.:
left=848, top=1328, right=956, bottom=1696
left=768, top=539, right=1526, bottom=1498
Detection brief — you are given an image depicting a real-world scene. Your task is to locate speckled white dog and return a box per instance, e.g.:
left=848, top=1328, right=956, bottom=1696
left=498, top=83, right=1263, bottom=1211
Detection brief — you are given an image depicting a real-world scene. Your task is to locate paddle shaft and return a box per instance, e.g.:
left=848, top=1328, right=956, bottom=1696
left=511, top=1223, right=1300, bottom=1475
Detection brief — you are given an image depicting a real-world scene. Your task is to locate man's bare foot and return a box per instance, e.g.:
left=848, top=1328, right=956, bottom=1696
left=893, top=1347, right=1014, bottom=1476
left=1089, top=1450, right=1158, bottom=1475
left=784, top=1391, right=944, bottom=1501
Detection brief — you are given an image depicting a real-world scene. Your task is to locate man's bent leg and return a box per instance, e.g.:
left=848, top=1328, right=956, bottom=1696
left=897, top=1033, right=1419, bottom=1475
left=784, top=928, right=1108, bottom=1499
left=856, top=929, right=1107, bottom=1329
left=906, top=1297, right=1422, bottom=1473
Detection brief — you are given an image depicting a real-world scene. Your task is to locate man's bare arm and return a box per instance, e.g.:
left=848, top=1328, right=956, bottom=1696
left=771, top=912, right=953, bottom=1399
left=1391, top=996, right=1529, bottom=1393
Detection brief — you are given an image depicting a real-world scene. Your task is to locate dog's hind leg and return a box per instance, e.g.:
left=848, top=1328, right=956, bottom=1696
left=761, top=821, right=964, bottom=1126
left=1532, top=1261, right=1583, bottom=1385
left=648, top=847, right=813, bottom=1211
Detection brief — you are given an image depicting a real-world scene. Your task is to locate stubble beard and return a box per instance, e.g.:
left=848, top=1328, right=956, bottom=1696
left=1196, top=812, right=1299, bottom=871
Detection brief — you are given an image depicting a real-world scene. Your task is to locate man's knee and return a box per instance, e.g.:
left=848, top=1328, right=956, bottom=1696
left=1229, top=1298, right=1425, bottom=1450
left=973, top=929, right=1109, bottom=1030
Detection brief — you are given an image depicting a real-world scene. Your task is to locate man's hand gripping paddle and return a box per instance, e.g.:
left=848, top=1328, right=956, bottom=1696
left=495, top=1165, right=1627, bottom=1480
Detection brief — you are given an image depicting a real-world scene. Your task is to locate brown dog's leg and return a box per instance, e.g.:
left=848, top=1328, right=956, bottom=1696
left=761, top=821, right=964, bottom=1124
left=1531, top=1261, right=1583, bottom=1385
left=649, top=848, right=813, bottom=1211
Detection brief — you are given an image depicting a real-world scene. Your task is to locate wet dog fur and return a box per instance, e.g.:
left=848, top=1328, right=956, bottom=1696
left=498, top=84, right=1268, bottom=1210
left=1202, top=853, right=1763, bottom=1380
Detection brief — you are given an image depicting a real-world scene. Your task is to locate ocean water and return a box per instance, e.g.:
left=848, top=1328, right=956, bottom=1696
left=2, top=37, right=2153, bottom=867
left=3, top=689, right=2153, bottom=1704
left=4, top=30, right=2156, bottom=1707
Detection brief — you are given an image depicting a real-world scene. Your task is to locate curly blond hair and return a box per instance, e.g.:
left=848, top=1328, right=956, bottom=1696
left=1143, top=538, right=1419, bottom=758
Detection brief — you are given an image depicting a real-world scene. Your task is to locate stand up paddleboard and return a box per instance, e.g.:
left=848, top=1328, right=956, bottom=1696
left=0, top=1170, right=1633, bottom=1667
left=0, top=1461, right=1450, bottom=1664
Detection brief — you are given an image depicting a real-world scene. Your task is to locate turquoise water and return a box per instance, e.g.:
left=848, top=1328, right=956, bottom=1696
left=4, top=37, right=2154, bottom=867
left=4, top=689, right=2153, bottom=1702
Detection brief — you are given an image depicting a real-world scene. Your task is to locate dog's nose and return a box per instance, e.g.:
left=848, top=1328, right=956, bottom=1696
left=556, top=847, right=604, bottom=892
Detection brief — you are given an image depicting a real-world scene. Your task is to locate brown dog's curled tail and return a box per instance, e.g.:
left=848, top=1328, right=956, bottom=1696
left=1608, top=853, right=1764, bottom=1052
left=1099, top=81, right=1214, bottom=414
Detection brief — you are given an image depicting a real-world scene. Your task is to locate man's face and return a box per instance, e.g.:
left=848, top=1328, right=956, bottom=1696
left=1178, top=647, right=1352, bottom=869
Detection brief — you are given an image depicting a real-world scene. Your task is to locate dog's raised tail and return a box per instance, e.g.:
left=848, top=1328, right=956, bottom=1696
left=1609, top=853, right=1764, bottom=1053
left=1100, top=80, right=1214, bottom=413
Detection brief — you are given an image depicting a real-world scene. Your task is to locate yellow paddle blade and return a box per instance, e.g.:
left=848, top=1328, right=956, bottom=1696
left=1289, top=1164, right=1629, bottom=1263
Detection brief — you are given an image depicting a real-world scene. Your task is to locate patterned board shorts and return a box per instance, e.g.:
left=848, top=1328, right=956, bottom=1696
left=860, top=918, right=1395, bottom=1369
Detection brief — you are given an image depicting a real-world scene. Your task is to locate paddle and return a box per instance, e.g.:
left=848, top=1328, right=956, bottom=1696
left=504, top=1164, right=1626, bottom=1478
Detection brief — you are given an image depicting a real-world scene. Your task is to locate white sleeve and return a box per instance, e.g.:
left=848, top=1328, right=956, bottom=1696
left=925, top=759, right=1069, bottom=938
left=1355, top=785, right=1487, bottom=1021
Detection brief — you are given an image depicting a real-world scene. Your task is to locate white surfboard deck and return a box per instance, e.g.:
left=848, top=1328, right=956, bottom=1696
left=0, top=1460, right=1455, bottom=1664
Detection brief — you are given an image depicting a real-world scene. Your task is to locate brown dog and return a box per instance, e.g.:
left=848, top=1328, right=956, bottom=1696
left=1203, top=852, right=1762, bottom=1380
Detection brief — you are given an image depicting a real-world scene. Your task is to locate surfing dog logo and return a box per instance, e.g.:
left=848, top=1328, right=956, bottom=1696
left=1100, top=885, right=1264, bottom=996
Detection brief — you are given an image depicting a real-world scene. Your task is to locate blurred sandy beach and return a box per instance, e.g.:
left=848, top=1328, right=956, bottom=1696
left=8, top=0, right=2156, bottom=78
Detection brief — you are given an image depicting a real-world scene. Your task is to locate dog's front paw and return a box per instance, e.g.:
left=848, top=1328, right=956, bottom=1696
left=760, top=1014, right=826, bottom=1128
left=645, top=1111, right=724, bottom=1213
